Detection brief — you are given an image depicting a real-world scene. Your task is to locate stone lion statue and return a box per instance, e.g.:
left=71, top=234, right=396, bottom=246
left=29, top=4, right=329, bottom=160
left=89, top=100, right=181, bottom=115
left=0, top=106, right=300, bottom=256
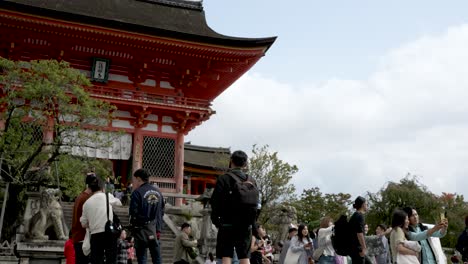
left=270, top=204, right=298, bottom=242
left=26, top=188, right=67, bottom=240
left=195, top=187, right=214, bottom=208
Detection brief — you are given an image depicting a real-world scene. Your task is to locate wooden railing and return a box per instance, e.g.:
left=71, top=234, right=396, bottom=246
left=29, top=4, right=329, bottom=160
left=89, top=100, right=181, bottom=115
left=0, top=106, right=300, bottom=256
left=162, top=192, right=199, bottom=206
left=86, top=85, right=212, bottom=109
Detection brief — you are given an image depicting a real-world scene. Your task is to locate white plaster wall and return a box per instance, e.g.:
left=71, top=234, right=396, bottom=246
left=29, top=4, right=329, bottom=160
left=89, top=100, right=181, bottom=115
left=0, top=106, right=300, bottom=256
left=112, top=120, right=134, bottom=129
left=142, top=124, right=158, bottom=132
left=108, top=73, right=132, bottom=83
left=162, top=125, right=176, bottom=134
left=113, top=110, right=132, bottom=118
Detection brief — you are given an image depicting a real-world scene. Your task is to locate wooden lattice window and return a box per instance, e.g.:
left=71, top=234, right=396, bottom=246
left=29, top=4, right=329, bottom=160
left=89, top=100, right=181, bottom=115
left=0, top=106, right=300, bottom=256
left=142, top=136, right=175, bottom=178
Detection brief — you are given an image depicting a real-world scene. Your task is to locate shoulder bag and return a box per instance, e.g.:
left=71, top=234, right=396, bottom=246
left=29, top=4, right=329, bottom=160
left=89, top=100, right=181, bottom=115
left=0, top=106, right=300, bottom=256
left=105, top=192, right=122, bottom=238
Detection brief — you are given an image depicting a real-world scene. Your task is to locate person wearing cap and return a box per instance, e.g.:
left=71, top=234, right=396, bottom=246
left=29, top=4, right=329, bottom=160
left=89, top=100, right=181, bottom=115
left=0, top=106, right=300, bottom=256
left=71, top=172, right=95, bottom=264
left=278, top=224, right=298, bottom=264
left=348, top=196, right=371, bottom=264
left=129, top=168, right=165, bottom=264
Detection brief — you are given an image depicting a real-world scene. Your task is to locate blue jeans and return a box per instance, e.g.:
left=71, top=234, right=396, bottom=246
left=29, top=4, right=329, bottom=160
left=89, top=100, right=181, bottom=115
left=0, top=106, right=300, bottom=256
left=318, top=255, right=335, bottom=264
left=135, top=239, right=161, bottom=264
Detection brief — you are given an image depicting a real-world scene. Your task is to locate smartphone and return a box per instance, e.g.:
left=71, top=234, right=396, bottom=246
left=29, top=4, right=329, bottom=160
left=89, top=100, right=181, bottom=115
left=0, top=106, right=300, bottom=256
left=440, top=211, right=447, bottom=222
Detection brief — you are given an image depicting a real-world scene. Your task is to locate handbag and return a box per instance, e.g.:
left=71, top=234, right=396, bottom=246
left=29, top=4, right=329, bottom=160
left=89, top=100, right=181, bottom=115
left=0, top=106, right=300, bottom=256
left=133, top=223, right=157, bottom=246
left=396, top=253, right=420, bottom=264
left=105, top=192, right=122, bottom=238
left=82, top=229, right=91, bottom=256
left=186, top=246, right=199, bottom=259
left=313, top=247, right=324, bottom=261
left=284, top=246, right=301, bottom=264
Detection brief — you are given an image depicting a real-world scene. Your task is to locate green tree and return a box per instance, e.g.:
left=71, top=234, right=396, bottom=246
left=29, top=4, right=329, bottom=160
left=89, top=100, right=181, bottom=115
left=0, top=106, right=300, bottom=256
left=248, top=144, right=297, bottom=226
left=366, top=175, right=442, bottom=232
left=437, top=192, right=468, bottom=248
left=54, top=155, right=113, bottom=200
left=293, top=187, right=351, bottom=228
left=365, top=174, right=468, bottom=247
left=0, top=58, right=115, bottom=240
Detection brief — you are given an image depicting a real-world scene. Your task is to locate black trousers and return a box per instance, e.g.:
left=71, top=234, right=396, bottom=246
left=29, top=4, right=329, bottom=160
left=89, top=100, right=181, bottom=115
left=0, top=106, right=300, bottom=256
left=90, top=232, right=117, bottom=264
left=74, top=242, right=90, bottom=264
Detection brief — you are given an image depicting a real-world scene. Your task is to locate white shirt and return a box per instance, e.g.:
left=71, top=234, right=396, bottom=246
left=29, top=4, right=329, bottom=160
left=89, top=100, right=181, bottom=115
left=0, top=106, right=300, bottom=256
left=80, top=192, right=113, bottom=234
left=317, top=226, right=336, bottom=256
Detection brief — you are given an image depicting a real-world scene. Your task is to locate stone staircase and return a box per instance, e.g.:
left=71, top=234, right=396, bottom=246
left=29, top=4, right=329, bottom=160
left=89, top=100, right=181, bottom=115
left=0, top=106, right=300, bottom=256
left=62, top=202, right=175, bottom=264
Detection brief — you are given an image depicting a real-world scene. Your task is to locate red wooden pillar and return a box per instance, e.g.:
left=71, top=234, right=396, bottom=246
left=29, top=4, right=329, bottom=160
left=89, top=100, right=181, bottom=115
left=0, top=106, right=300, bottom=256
left=174, top=131, right=184, bottom=206
left=132, top=127, right=143, bottom=174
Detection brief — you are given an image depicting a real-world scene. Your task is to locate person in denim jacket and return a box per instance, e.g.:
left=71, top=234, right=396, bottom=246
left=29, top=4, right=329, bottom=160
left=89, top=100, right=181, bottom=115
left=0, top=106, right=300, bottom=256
left=403, top=207, right=448, bottom=264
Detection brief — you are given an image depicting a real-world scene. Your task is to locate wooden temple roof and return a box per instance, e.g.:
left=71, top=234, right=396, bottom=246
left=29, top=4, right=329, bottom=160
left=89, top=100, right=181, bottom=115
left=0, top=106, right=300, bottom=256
left=184, top=143, right=230, bottom=171
left=0, top=0, right=276, bottom=49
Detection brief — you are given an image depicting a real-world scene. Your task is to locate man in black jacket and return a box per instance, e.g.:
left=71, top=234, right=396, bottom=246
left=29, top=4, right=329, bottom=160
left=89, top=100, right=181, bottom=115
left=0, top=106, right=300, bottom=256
left=211, top=150, right=257, bottom=264
left=129, top=168, right=165, bottom=264
left=456, top=216, right=468, bottom=262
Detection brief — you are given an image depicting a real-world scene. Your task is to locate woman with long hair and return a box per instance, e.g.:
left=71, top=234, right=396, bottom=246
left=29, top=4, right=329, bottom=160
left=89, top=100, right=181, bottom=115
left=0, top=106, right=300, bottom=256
left=390, top=209, right=421, bottom=264
left=287, top=224, right=314, bottom=264
left=250, top=224, right=268, bottom=264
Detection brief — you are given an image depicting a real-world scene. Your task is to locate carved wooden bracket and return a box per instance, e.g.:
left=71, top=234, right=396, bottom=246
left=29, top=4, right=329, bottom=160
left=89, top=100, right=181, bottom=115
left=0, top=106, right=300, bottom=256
left=130, top=106, right=151, bottom=128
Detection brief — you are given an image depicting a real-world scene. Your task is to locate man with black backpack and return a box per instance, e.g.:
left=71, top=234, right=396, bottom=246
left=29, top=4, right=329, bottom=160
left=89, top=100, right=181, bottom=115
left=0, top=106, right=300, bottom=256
left=348, top=196, right=372, bottom=264
left=455, top=216, right=468, bottom=263
left=211, top=150, right=259, bottom=264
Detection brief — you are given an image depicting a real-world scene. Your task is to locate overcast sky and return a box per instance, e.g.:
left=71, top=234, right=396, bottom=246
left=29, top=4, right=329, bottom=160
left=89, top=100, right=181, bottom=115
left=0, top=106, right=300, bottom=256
left=187, top=0, right=468, bottom=200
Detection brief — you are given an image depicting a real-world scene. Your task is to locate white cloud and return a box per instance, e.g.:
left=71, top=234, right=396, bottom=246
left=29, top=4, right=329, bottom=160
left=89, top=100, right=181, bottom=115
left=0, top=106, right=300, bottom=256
left=187, top=24, right=468, bottom=200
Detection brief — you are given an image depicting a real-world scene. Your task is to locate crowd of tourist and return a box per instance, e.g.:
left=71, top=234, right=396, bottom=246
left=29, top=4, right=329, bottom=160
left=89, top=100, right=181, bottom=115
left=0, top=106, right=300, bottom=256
left=262, top=196, right=456, bottom=264
left=63, top=149, right=468, bottom=264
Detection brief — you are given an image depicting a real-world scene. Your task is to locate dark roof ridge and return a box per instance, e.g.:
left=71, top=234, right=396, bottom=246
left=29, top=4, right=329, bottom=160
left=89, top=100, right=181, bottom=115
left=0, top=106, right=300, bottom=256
left=136, top=0, right=203, bottom=11
left=184, top=143, right=231, bottom=154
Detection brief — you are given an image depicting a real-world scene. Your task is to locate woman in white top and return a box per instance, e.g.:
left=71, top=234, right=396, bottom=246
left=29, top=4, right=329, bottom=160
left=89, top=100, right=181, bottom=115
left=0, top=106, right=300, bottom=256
left=316, top=217, right=336, bottom=264
left=80, top=177, right=116, bottom=264
left=289, top=224, right=314, bottom=264
left=389, top=209, right=420, bottom=264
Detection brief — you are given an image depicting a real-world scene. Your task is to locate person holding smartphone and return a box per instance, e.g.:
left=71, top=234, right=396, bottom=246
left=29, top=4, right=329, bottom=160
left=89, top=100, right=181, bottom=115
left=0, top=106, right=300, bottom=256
left=287, top=224, right=314, bottom=264
left=403, top=207, right=448, bottom=264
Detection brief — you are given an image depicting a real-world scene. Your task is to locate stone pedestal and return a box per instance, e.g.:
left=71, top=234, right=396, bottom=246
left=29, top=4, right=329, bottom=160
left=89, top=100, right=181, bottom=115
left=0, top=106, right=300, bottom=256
left=16, top=240, right=65, bottom=264
left=199, top=208, right=217, bottom=257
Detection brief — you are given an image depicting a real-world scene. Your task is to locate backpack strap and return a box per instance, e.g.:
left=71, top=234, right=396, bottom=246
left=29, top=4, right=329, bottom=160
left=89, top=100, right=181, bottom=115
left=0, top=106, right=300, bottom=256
left=227, top=172, right=255, bottom=186
left=105, top=191, right=110, bottom=222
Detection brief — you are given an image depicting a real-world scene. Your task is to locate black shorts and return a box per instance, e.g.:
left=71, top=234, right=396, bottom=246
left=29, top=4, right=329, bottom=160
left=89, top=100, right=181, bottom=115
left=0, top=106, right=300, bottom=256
left=216, top=226, right=252, bottom=259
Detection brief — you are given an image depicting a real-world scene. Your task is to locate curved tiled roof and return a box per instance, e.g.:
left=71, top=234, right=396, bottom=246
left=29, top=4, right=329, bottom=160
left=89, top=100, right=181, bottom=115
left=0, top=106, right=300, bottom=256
left=0, top=0, right=276, bottom=49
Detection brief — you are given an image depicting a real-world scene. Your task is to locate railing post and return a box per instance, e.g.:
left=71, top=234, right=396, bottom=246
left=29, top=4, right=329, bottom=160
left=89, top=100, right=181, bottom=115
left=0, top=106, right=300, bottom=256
left=174, top=132, right=184, bottom=206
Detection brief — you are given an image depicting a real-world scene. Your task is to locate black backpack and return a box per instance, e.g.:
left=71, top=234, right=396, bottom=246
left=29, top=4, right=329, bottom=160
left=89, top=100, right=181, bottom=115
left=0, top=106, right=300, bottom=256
left=456, top=229, right=468, bottom=261
left=331, top=214, right=351, bottom=256
left=227, top=172, right=259, bottom=227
